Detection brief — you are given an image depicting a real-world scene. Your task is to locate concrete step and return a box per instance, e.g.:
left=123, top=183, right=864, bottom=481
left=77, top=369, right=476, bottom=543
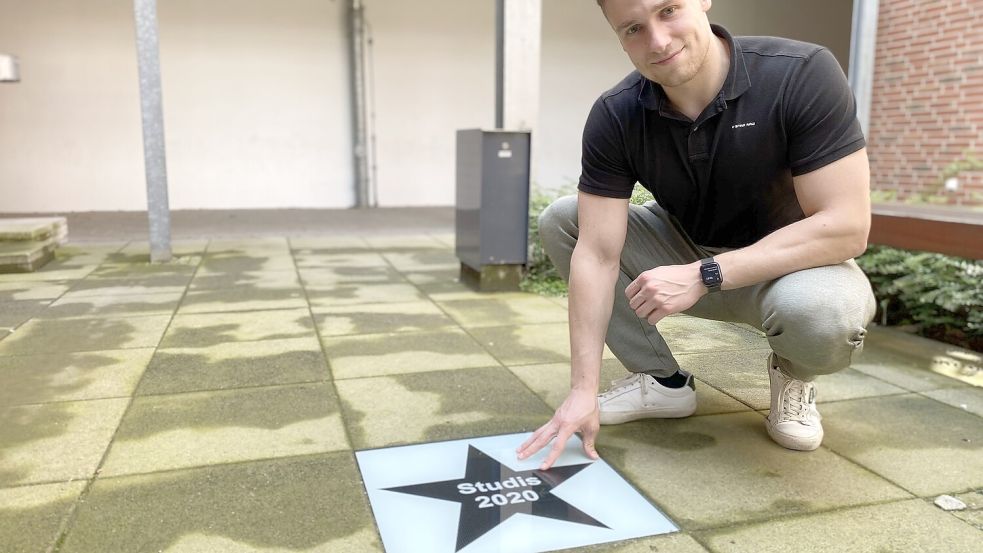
left=0, top=217, right=68, bottom=244
left=0, top=238, right=58, bottom=273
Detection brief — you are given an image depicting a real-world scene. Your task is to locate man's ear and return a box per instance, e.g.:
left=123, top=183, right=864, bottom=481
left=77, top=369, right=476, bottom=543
left=701, top=0, right=712, bottom=12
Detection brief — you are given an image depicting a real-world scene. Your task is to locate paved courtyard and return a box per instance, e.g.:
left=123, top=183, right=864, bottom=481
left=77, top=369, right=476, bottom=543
left=0, top=234, right=980, bottom=552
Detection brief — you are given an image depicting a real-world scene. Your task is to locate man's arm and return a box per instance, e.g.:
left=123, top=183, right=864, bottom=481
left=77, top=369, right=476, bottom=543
left=626, top=148, right=871, bottom=323
left=517, top=191, right=629, bottom=469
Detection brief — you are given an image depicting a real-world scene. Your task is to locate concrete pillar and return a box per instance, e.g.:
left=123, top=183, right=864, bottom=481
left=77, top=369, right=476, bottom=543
left=495, top=0, right=542, bottom=131
left=848, top=0, right=879, bottom=136
left=133, top=0, right=172, bottom=263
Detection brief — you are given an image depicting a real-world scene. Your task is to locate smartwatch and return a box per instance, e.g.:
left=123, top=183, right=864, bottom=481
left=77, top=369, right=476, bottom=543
left=700, top=257, right=723, bottom=293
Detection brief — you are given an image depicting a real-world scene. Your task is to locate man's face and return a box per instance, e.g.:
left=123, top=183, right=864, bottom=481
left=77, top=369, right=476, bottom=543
left=602, top=0, right=714, bottom=88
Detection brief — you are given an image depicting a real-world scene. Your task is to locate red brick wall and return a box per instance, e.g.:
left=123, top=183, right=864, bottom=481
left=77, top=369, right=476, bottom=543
left=867, top=0, right=983, bottom=206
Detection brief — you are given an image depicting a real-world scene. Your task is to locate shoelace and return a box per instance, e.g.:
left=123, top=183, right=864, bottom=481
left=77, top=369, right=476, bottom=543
left=780, top=378, right=815, bottom=423
left=598, top=373, right=646, bottom=399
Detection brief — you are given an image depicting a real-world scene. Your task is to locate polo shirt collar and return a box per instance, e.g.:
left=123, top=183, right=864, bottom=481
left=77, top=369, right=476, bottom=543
left=638, top=24, right=752, bottom=112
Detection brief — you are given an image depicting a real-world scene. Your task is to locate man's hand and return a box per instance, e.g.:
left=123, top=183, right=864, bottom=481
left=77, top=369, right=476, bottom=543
left=516, top=389, right=601, bottom=470
left=625, top=262, right=706, bottom=325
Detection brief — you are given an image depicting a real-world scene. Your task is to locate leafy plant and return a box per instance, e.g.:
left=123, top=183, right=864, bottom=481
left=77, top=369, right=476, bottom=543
left=523, top=187, right=982, bottom=351
left=521, top=184, right=655, bottom=296
left=857, top=245, right=982, bottom=350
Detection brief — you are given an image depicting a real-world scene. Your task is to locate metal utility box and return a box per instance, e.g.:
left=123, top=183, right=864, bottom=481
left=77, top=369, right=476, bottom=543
left=455, top=129, right=531, bottom=291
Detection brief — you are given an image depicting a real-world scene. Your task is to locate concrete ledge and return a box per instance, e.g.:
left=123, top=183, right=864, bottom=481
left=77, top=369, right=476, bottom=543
left=0, top=217, right=68, bottom=244
left=0, top=239, right=57, bottom=273
left=867, top=325, right=981, bottom=387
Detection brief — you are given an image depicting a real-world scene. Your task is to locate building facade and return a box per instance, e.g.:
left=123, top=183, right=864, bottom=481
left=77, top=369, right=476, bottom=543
left=0, top=0, right=855, bottom=213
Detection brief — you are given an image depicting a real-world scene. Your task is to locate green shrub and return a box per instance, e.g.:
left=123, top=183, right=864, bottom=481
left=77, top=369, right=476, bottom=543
left=857, top=245, right=982, bottom=351
left=521, top=184, right=655, bottom=296
left=523, top=187, right=982, bottom=351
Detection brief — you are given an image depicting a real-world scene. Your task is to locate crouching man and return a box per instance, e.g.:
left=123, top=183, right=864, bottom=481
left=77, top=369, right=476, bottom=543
left=518, top=0, right=876, bottom=470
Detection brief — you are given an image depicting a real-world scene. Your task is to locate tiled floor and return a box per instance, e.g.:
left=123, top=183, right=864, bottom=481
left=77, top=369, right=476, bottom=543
left=0, top=236, right=980, bottom=552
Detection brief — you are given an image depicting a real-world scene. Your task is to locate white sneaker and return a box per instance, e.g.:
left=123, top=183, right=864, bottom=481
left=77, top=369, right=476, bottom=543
left=597, top=372, right=697, bottom=425
left=765, top=356, right=823, bottom=451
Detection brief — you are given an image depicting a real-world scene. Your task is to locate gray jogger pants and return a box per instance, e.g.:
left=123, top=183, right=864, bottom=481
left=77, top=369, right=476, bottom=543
left=538, top=195, right=877, bottom=381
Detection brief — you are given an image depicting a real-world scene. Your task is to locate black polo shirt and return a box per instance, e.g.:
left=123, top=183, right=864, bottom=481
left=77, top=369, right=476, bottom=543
left=578, top=25, right=865, bottom=248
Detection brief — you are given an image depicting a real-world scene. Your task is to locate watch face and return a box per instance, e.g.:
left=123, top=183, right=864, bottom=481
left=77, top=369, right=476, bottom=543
left=700, top=263, right=722, bottom=286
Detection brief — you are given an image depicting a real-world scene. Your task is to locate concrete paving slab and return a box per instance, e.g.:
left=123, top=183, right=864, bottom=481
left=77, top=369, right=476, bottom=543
left=190, top=269, right=300, bottom=291
left=658, top=316, right=768, bottom=353
left=100, top=383, right=349, bottom=477
left=64, top=273, right=192, bottom=297
left=41, top=291, right=183, bottom=318
left=0, top=281, right=70, bottom=301
left=0, top=217, right=65, bottom=241
left=0, top=266, right=97, bottom=282
left=178, top=286, right=308, bottom=314
left=294, top=251, right=390, bottom=269
left=88, top=258, right=199, bottom=279
left=337, top=366, right=551, bottom=449
left=60, top=452, right=380, bottom=553
left=469, top=323, right=617, bottom=366
left=160, top=308, right=316, bottom=348
left=0, top=299, right=48, bottom=329
left=299, top=265, right=408, bottom=287
left=206, top=237, right=292, bottom=253
left=98, top=252, right=202, bottom=268
left=0, top=238, right=57, bottom=273
left=48, top=246, right=121, bottom=270
left=117, top=239, right=208, bottom=256
left=819, top=394, right=983, bottom=497
left=810, top=366, right=911, bottom=403
left=382, top=250, right=459, bottom=272
left=546, top=295, right=569, bottom=309
left=137, top=336, right=329, bottom=394
left=289, top=236, right=371, bottom=250
left=851, top=347, right=966, bottom=391
left=0, top=315, right=172, bottom=355
left=312, top=301, right=457, bottom=337
left=430, top=232, right=455, bottom=247
left=414, top=277, right=485, bottom=299
left=554, top=532, right=710, bottom=553
left=402, top=268, right=461, bottom=285
left=676, top=349, right=776, bottom=410
left=422, top=290, right=541, bottom=302
left=702, top=498, right=982, bottom=553
left=920, top=387, right=983, bottom=418
left=200, top=252, right=297, bottom=273
left=363, top=235, right=447, bottom=250
left=0, top=397, right=129, bottom=486
left=0, top=348, right=153, bottom=406
left=0, top=480, right=86, bottom=553
left=307, top=282, right=427, bottom=307
left=596, top=412, right=911, bottom=529
left=323, top=328, right=500, bottom=379
left=436, top=295, right=570, bottom=328
left=508, top=361, right=752, bottom=416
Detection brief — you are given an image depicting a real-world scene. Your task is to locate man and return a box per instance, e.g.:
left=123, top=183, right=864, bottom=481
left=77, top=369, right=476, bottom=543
left=517, top=0, right=876, bottom=470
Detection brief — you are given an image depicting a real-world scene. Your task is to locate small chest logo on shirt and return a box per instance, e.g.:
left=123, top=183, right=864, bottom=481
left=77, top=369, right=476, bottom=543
left=731, top=122, right=756, bottom=129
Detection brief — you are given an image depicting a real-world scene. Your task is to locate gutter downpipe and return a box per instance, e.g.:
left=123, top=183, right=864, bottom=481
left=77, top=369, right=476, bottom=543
left=848, top=0, right=879, bottom=136
left=348, top=0, right=372, bottom=207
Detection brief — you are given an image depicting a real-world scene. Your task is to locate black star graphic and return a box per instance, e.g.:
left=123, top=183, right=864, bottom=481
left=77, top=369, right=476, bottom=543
left=384, top=445, right=608, bottom=551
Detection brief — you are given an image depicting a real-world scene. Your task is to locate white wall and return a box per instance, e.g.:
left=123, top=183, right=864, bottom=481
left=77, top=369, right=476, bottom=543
left=365, top=0, right=496, bottom=207
left=535, top=0, right=855, bottom=192
left=0, top=0, right=854, bottom=212
left=0, top=0, right=352, bottom=212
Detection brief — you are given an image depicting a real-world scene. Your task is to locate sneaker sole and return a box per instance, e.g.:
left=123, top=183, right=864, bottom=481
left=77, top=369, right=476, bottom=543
left=599, top=405, right=697, bottom=425
left=765, top=422, right=823, bottom=451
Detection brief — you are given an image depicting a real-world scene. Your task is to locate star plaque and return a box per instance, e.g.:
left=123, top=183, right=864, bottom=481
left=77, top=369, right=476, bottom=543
left=356, top=433, right=677, bottom=553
